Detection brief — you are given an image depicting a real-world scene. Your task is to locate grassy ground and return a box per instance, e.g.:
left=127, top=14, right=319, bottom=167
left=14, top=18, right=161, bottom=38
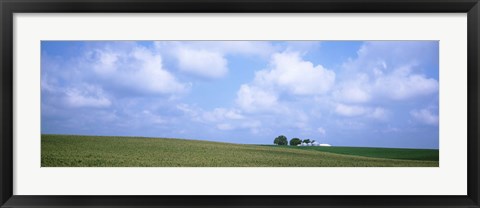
left=41, top=134, right=439, bottom=167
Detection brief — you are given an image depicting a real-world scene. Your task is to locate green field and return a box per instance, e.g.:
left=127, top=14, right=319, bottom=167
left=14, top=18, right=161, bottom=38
left=41, top=134, right=439, bottom=167
left=269, top=145, right=439, bottom=161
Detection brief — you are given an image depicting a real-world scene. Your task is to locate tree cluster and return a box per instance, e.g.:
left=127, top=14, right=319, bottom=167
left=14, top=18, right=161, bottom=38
left=273, top=135, right=316, bottom=146
left=273, top=135, right=288, bottom=145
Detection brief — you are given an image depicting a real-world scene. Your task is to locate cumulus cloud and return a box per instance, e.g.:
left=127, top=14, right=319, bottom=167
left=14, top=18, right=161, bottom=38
left=335, top=86, right=371, bottom=103
left=235, top=85, right=280, bottom=112
left=374, top=69, right=438, bottom=100
left=92, top=50, right=118, bottom=75
left=173, top=47, right=228, bottom=79
left=333, top=73, right=371, bottom=103
left=335, top=65, right=437, bottom=103
left=154, top=41, right=277, bottom=79
left=88, top=45, right=188, bottom=95
left=257, top=52, right=335, bottom=95
left=336, top=41, right=439, bottom=103
left=410, top=107, right=439, bottom=125
left=235, top=52, right=335, bottom=113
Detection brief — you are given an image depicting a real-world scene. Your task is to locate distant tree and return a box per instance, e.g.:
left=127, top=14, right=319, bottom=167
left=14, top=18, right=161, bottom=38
left=311, top=140, right=316, bottom=144
left=274, top=135, right=288, bottom=145
left=290, top=138, right=302, bottom=146
left=303, top=139, right=311, bottom=144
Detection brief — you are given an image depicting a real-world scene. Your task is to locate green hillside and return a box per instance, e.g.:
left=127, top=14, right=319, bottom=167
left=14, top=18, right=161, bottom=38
left=41, top=134, right=439, bottom=167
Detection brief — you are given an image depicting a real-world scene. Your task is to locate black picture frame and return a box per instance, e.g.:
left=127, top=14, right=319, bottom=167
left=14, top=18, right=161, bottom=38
left=1, top=0, right=479, bottom=207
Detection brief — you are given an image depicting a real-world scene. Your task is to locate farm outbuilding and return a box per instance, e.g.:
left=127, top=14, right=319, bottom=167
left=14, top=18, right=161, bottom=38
left=297, top=142, right=332, bottom=147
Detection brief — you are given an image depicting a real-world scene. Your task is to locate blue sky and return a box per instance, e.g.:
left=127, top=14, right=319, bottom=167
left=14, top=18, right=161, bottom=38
left=41, top=41, right=439, bottom=149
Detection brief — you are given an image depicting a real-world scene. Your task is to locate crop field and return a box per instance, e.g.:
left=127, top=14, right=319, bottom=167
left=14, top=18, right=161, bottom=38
left=41, top=134, right=439, bottom=167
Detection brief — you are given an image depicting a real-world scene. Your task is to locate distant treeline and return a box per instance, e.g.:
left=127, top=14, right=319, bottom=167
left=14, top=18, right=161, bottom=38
left=273, top=135, right=315, bottom=146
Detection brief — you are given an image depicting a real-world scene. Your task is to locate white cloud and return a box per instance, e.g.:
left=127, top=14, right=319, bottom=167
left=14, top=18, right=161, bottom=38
left=256, top=52, right=335, bottom=95
left=64, top=85, right=111, bottom=108
left=344, top=41, right=438, bottom=74
left=339, top=42, right=439, bottom=102
left=173, top=47, right=228, bottom=79
left=224, top=109, right=244, bottom=120
left=203, top=108, right=244, bottom=122
left=374, top=66, right=438, bottom=100
left=236, top=85, right=279, bottom=112
left=175, top=103, right=265, bottom=134
left=177, top=104, right=233, bottom=124
left=335, top=65, right=437, bottom=103
left=335, top=104, right=367, bottom=117
left=235, top=52, right=335, bottom=113
left=91, top=50, right=118, bottom=75
left=335, top=87, right=371, bottom=103
left=410, top=107, right=439, bottom=125
left=153, top=41, right=277, bottom=79
left=89, top=45, right=188, bottom=95
left=333, top=74, right=371, bottom=103
left=130, top=48, right=188, bottom=94
left=334, top=104, right=388, bottom=121
left=216, top=120, right=262, bottom=132
left=386, top=42, right=437, bottom=63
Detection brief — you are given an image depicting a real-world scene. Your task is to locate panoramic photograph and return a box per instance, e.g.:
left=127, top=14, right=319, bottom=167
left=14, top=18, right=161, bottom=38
left=41, top=40, right=439, bottom=167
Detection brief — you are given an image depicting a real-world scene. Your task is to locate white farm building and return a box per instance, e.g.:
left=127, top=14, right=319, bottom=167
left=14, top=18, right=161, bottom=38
left=297, top=142, right=331, bottom=147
